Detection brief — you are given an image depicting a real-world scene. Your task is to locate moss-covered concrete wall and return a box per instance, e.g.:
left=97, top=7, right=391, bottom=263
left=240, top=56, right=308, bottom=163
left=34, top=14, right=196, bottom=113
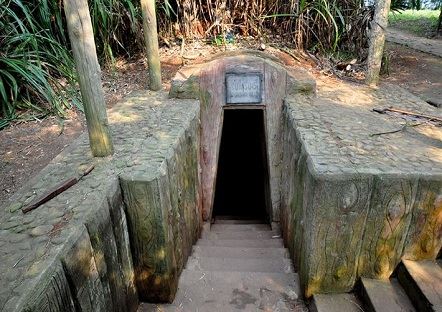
left=0, top=91, right=201, bottom=311
left=169, top=51, right=316, bottom=222
left=120, top=108, right=201, bottom=302
left=280, top=91, right=442, bottom=298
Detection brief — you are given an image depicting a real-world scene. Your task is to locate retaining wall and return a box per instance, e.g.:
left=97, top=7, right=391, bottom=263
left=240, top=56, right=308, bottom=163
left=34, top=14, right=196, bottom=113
left=280, top=90, right=442, bottom=297
left=0, top=91, right=201, bottom=311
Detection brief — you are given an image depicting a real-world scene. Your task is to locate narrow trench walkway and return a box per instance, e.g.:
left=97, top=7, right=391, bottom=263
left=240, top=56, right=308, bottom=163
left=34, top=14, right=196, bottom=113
left=139, top=217, right=305, bottom=311
left=139, top=109, right=306, bottom=310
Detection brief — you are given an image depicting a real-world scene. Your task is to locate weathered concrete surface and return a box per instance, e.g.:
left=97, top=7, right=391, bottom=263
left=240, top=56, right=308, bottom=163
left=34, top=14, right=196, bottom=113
left=359, top=277, right=415, bottom=312
left=120, top=105, right=201, bottom=302
left=0, top=91, right=201, bottom=311
left=397, top=259, right=442, bottom=312
left=139, top=220, right=307, bottom=312
left=280, top=77, right=442, bottom=297
left=1, top=52, right=441, bottom=310
left=311, top=293, right=363, bottom=312
left=170, top=51, right=316, bottom=223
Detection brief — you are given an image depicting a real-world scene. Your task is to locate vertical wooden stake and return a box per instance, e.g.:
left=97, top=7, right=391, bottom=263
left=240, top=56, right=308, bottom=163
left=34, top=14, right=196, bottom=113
left=365, top=0, right=392, bottom=86
left=437, top=7, right=442, bottom=34
left=141, top=0, right=162, bottom=91
left=63, top=0, right=113, bottom=157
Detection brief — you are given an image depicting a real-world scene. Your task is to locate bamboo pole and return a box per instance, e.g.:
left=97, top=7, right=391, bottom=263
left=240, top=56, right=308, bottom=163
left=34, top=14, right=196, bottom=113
left=63, top=0, right=113, bottom=156
left=141, top=0, right=162, bottom=91
left=365, top=0, right=392, bottom=86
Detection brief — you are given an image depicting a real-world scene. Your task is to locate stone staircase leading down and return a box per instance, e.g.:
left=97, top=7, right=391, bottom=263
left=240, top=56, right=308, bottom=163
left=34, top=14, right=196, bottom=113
left=311, top=258, right=442, bottom=312
left=138, top=217, right=306, bottom=311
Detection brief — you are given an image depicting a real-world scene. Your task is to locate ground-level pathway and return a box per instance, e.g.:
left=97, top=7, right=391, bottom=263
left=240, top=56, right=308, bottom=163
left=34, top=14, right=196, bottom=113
left=387, top=27, right=442, bottom=58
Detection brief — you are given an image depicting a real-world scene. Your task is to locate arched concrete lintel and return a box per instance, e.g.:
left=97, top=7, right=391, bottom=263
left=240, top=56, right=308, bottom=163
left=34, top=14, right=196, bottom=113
left=169, top=51, right=317, bottom=223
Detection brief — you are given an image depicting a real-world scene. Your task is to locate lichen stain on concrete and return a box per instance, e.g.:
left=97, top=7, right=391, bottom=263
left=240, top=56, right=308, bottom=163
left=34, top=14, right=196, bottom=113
left=229, top=288, right=257, bottom=309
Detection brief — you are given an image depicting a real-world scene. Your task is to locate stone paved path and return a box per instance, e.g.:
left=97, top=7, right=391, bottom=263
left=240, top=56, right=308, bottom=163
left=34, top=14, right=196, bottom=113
left=386, top=27, right=442, bottom=58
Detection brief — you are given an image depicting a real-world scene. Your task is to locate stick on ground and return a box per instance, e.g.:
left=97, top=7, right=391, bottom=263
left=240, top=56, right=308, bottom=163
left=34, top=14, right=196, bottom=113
left=22, top=165, right=95, bottom=214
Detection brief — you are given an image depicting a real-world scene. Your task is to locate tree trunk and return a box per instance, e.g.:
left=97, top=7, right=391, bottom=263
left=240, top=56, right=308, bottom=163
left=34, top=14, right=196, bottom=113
left=63, top=0, right=113, bottom=157
left=365, top=0, right=392, bottom=86
left=141, top=0, right=162, bottom=91
left=438, top=6, right=442, bottom=33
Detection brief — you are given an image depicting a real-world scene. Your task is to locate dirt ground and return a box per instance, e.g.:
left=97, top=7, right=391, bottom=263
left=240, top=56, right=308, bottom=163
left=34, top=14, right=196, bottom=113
left=1, top=41, right=441, bottom=206
left=384, top=42, right=442, bottom=104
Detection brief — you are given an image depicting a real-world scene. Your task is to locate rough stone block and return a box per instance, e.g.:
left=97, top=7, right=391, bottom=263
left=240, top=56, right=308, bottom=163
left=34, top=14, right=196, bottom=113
left=121, top=173, right=178, bottom=303
left=300, top=174, right=373, bottom=297
left=403, top=178, right=442, bottom=260
left=107, top=182, right=138, bottom=312
left=18, top=260, right=76, bottom=312
left=60, top=227, right=107, bottom=311
left=169, top=65, right=201, bottom=99
left=358, top=176, right=418, bottom=279
left=286, top=74, right=316, bottom=96
left=84, top=190, right=128, bottom=312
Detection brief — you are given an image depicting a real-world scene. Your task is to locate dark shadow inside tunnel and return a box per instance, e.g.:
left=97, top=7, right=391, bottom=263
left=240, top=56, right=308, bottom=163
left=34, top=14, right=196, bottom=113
left=212, top=109, right=270, bottom=221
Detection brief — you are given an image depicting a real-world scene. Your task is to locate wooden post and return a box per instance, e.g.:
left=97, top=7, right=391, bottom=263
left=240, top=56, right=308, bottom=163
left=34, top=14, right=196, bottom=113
left=438, top=7, right=442, bottom=34
left=63, top=0, right=113, bottom=156
left=365, top=0, right=392, bottom=86
left=141, top=0, right=162, bottom=91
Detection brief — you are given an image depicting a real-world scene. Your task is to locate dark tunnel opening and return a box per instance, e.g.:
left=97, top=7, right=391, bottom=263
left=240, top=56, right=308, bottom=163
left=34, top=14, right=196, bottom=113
left=212, top=109, right=270, bottom=221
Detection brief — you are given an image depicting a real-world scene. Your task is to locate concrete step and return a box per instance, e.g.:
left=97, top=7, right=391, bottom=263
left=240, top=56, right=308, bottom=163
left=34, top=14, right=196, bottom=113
left=192, top=246, right=289, bottom=259
left=311, top=293, right=363, bottom=312
left=210, top=223, right=271, bottom=231
left=397, top=259, right=442, bottom=312
left=359, top=277, right=415, bottom=312
left=205, top=230, right=280, bottom=240
left=196, top=238, right=283, bottom=248
left=186, top=255, right=294, bottom=273
left=214, top=218, right=266, bottom=224
left=139, top=270, right=304, bottom=312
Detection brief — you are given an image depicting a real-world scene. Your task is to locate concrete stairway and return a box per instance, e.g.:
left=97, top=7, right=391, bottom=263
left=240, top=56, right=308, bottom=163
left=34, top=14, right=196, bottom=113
left=139, top=217, right=306, bottom=311
left=311, top=259, right=442, bottom=312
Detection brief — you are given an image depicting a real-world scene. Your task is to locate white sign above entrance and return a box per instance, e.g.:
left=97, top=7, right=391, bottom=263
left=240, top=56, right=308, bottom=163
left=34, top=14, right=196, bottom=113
left=225, top=73, right=263, bottom=104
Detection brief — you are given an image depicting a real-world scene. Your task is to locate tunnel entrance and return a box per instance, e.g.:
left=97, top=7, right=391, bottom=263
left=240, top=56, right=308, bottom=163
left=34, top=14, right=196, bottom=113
left=212, top=109, right=270, bottom=221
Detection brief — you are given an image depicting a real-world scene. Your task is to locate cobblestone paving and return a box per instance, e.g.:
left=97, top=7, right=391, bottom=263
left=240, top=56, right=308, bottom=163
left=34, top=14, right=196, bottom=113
left=387, top=27, right=442, bottom=58
left=287, top=78, right=442, bottom=176
left=0, top=91, right=199, bottom=311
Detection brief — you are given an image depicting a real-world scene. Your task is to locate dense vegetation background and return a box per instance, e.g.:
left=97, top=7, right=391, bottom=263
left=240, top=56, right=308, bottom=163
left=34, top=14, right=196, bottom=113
left=0, top=0, right=441, bottom=129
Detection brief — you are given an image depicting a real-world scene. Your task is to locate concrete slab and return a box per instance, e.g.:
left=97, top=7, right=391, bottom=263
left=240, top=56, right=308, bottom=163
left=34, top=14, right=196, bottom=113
left=186, top=256, right=293, bottom=273
left=359, top=278, right=415, bottom=312
left=398, top=260, right=442, bottom=312
left=214, top=218, right=266, bottom=224
left=210, top=223, right=271, bottom=231
left=139, top=270, right=304, bottom=312
left=196, top=238, right=283, bottom=248
left=311, top=293, right=363, bottom=312
left=205, top=230, right=279, bottom=240
left=192, top=246, right=289, bottom=259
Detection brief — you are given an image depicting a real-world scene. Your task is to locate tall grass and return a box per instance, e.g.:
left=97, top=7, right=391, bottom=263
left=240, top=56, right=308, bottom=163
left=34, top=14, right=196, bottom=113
left=156, top=0, right=374, bottom=55
left=89, top=0, right=143, bottom=63
left=0, top=0, right=79, bottom=129
left=0, top=0, right=143, bottom=129
left=1, top=0, right=394, bottom=129
left=389, top=9, right=440, bottom=36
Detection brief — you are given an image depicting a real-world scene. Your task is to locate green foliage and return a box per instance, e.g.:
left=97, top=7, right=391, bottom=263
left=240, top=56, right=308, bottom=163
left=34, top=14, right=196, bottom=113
left=89, top=0, right=143, bottom=63
left=0, top=0, right=79, bottom=129
left=389, top=9, right=440, bottom=36
left=157, top=0, right=375, bottom=56
left=5, top=0, right=438, bottom=130
left=0, top=0, right=143, bottom=129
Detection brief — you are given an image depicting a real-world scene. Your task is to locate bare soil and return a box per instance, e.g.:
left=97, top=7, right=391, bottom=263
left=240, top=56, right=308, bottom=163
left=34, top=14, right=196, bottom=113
left=383, top=42, right=442, bottom=104
left=1, top=41, right=441, bottom=206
